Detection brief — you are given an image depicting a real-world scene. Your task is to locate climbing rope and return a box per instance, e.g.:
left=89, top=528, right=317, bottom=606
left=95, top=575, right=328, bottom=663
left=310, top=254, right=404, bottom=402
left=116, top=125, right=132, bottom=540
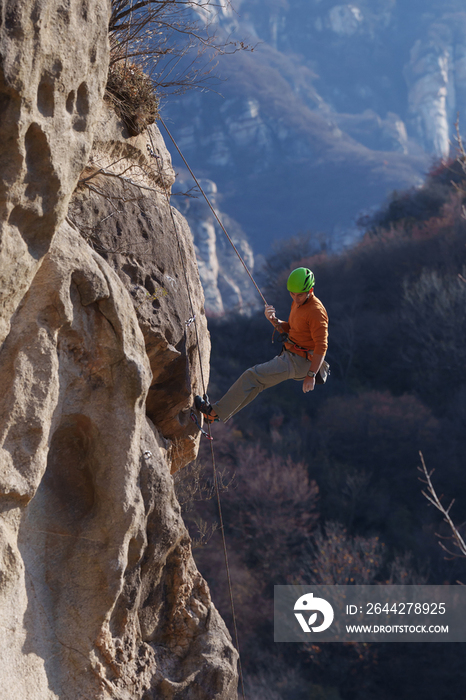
left=147, top=129, right=247, bottom=700
left=159, top=116, right=269, bottom=307
left=157, top=122, right=317, bottom=356
left=148, top=130, right=209, bottom=392
left=206, top=433, right=247, bottom=700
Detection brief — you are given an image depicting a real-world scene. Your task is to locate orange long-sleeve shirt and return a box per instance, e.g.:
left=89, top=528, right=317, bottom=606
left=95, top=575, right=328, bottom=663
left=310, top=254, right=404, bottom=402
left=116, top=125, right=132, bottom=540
left=281, top=292, right=328, bottom=358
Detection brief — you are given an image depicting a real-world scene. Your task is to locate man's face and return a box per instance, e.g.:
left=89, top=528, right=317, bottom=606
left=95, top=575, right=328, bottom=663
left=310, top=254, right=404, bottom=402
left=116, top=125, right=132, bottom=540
left=290, top=291, right=309, bottom=306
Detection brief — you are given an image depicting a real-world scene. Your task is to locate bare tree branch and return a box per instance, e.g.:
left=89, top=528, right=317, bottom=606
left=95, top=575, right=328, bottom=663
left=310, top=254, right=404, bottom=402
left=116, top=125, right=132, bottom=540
left=108, top=0, right=252, bottom=95
left=418, top=451, right=466, bottom=558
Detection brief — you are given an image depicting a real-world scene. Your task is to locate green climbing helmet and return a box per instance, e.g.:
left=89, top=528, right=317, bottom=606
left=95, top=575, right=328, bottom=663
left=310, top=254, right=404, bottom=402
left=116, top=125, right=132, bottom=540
left=287, top=267, right=315, bottom=293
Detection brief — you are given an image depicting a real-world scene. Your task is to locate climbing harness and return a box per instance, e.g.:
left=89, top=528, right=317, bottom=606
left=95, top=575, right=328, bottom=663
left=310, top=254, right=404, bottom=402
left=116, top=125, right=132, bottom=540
left=272, top=330, right=330, bottom=384
left=272, top=327, right=314, bottom=359
left=272, top=328, right=309, bottom=353
left=148, top=127, right=247, bottom=700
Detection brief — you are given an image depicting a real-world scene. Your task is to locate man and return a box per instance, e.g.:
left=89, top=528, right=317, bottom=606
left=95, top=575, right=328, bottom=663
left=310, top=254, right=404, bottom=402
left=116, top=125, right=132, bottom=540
left=195, top=267, right=328, bottom=423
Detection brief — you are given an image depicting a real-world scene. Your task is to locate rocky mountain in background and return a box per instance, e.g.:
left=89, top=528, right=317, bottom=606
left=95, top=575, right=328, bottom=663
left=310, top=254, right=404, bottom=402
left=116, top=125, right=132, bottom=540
left=163, top=0, right=466, bottom=258
left=172, top=177, right=260, bottom=316
left=0, top=2, right=237, bottom=698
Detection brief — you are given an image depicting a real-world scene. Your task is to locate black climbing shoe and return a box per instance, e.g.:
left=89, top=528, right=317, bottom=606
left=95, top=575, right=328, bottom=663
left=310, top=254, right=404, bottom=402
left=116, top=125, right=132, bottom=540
left=194, top=395, right=219, bottom=423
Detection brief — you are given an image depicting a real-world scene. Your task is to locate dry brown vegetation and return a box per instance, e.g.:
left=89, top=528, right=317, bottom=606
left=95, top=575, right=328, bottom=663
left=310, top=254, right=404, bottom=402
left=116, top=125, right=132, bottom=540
left=106, top=61, right=159, bottom=135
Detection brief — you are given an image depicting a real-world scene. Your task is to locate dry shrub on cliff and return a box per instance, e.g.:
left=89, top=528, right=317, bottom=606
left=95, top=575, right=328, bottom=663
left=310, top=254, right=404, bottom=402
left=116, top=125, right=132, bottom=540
left=106, top=61, right=159, bottom=135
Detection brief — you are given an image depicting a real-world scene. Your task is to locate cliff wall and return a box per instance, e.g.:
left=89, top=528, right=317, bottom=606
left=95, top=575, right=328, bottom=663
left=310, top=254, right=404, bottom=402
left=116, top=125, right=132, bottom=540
left=0, top=1, right=237, bottom=698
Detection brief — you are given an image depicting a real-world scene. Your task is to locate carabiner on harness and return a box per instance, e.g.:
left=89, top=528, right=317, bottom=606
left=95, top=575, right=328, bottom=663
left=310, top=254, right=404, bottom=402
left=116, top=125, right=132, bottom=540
left=272, top=328, right=290, bottom=345
left=190, top=411, right=214, bottom=441
left=272, top=329, right=310, bottom=357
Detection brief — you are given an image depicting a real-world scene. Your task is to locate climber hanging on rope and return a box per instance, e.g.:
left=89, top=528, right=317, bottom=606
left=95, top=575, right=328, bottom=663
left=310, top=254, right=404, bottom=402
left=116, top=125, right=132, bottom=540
left=194, top=267, right=329, bottom=424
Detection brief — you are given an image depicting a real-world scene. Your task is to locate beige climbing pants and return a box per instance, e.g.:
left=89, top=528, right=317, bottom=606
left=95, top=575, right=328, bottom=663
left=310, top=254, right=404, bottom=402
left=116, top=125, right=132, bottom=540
left=212, top=350, right=312, bottom=423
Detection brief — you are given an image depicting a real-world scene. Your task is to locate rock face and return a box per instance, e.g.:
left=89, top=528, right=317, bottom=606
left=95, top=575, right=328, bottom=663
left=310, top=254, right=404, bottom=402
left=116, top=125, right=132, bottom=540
left=0, top=0, right=109, bottom=345
left=404, top=13, right=466, bottom=158
left=69, top=111, right=213, bottom=471
left=0, top=2, right=238, bottom=699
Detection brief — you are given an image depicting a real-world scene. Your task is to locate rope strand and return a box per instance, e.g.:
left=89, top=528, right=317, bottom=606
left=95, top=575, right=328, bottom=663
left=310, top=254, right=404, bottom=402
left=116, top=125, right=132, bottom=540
left=148, top=127, right=246, bottom=700
left=148, top=129, right=208, bottom=393
left=159, top=116, right=268, bottom=307
left=208, top=432, right=247, bottom=700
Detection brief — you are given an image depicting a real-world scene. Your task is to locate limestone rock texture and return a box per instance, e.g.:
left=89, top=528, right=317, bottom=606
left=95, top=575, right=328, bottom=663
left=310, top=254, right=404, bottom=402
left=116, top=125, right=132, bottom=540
left=0, top=0, right=109, bottom=345
left=0, top=2, right=238, bottom=699
left=69, top=109, right=212, bottom=472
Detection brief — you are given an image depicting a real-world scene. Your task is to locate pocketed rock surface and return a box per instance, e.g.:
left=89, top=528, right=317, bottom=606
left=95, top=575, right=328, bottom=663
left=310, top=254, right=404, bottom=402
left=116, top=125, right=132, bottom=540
left=0, top=1, right=238, bottom=697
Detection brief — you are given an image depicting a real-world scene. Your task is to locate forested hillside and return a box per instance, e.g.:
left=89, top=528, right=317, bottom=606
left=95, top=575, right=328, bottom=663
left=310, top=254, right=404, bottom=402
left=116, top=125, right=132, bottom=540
left=177, top=155, right=466, bottom=699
